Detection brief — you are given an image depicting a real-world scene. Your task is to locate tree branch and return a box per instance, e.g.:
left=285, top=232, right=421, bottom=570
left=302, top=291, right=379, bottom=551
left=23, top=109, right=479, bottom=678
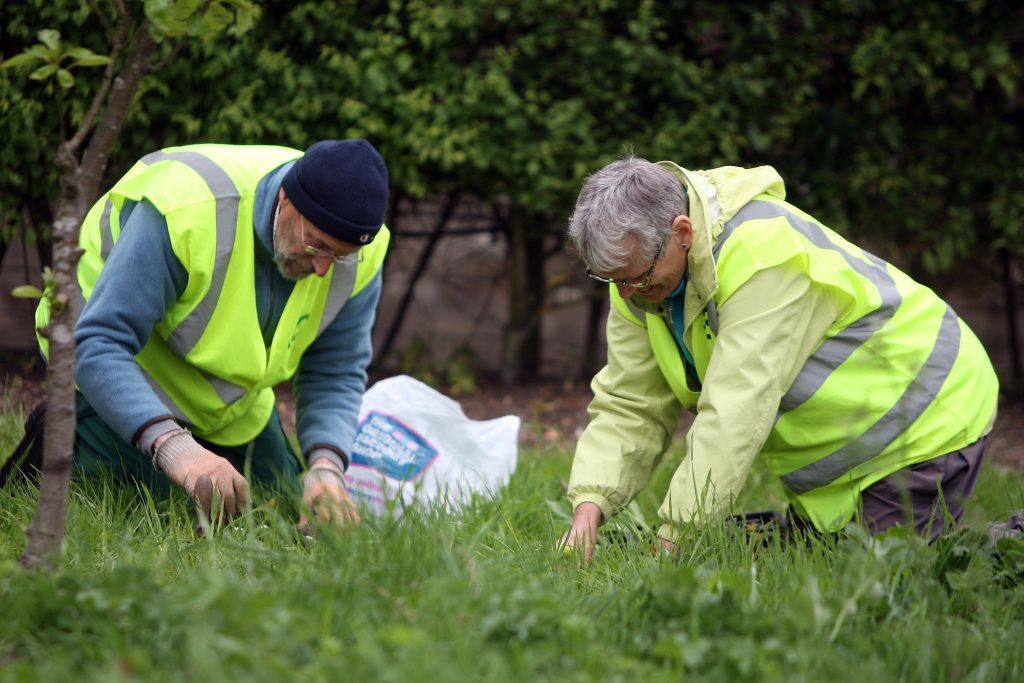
left=491, top=202, right=509, bottom=234
left=378, top=191, right=461, bottom=363
left=86, top=0, right=113, bottom=39
left=149, top=0, right=212, bottom=73
left=65, top=0, right=134, bottom=155
left=75, top=23, right=157, bottom=213
left=146, top=39, right=186, bottom=74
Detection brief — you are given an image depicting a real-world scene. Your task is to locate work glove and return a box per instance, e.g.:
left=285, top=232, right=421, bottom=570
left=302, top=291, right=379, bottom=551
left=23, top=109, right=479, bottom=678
left=152, top=427, right=250, bottom=525
left=299, top=461, right=360, bottom=535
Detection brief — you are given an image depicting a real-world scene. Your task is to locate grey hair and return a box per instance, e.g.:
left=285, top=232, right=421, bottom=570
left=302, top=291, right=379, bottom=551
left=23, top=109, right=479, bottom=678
left=567, top=156, right=689, bottom=274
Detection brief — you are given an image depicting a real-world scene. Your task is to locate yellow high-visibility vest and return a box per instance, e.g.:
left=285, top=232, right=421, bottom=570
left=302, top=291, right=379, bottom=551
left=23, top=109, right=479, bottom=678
left=612, top=190, right=997, bottom=531
left=37, top=144, right=389, bottom=445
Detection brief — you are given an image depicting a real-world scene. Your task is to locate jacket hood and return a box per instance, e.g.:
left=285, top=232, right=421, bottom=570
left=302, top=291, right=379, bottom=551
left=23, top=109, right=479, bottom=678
left=695, top=165, right=787, bottom=224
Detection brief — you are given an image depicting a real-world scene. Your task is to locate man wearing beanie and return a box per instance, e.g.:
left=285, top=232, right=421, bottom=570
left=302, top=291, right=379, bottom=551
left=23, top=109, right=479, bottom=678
left=28, top=140, right=390, bottom=531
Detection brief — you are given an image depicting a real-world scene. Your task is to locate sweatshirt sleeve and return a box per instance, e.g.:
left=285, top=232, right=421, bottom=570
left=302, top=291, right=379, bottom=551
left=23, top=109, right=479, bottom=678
left=566, top=300, right=683, bottom=522
left=294, top=271, right=382, bottom=469
left=656, top=262, right=843, bottom=541
left=74, top=200, right=188, bottom=447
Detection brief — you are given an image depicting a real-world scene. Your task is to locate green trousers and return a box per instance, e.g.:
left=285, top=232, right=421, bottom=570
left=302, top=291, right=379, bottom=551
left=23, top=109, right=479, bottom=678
left=74, top=391, right=302, bottom=498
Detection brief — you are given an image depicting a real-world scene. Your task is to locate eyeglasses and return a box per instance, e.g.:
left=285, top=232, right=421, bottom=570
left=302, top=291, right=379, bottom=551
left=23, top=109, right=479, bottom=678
left=300, top=215, right=363, bottom=264
left=586, top=239, right=665, bottom=290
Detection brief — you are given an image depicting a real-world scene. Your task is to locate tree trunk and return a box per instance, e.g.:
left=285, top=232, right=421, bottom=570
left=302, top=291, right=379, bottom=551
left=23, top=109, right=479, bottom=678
left=579, top=280, right=606, bottom=381
left=20, top=206, right=82, bottom=569
left=500, top=208, right=545, bottom=384
left=378, top=192, right=459, bottom=364
left=18, top=24, right=159, bottom=568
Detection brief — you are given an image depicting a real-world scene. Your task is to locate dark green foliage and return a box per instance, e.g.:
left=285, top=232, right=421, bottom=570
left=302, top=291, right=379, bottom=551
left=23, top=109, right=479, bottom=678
left=3, top=0, right=1022, bottom=380
left=7, top=0, right=1020, bottom=257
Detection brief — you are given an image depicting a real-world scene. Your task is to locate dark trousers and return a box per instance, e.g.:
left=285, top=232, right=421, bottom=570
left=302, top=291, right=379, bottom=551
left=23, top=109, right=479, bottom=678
left=782, top=438, right=987, bottom=542
left=73, top=391, right=302, bottom=498
left=858, top=437, right=987, bottom=542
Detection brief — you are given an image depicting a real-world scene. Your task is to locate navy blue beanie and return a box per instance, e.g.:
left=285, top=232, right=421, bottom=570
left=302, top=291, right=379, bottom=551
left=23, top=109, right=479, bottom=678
left=282, top=139, right=389, bottom=245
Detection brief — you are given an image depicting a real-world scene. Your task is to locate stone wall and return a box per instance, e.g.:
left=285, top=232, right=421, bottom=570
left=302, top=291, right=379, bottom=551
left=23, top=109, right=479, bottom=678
left=1, top=212, right=1019, bottom=388
left=0, top=239, right=43, bottom=353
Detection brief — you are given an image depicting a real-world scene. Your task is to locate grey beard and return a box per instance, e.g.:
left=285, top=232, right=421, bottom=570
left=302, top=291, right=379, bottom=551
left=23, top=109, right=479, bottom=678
left=274, top=254, right=312, bottom=281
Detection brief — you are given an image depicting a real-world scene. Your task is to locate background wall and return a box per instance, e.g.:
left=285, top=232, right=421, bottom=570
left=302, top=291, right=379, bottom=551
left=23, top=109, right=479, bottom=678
left=4, top=205, right=1015, bottom=393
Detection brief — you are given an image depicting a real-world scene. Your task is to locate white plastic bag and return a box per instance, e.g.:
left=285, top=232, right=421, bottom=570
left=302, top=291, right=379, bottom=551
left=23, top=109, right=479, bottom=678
left=345, top=375, right=520, bottom=517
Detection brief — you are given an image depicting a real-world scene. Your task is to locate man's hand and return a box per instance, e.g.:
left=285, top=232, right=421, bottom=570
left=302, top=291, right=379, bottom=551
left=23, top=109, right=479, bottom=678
left=652, top=537, right=678, bottom=559
left=153, top=430, right=250, bottom=524
left=559, top=502, right=603, bottom=563
left=299, top=461, right=360, bottom=535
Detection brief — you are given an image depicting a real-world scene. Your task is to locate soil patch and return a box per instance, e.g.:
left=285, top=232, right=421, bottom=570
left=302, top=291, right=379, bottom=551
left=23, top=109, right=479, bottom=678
left=451, top=380, right=1024, bottom=470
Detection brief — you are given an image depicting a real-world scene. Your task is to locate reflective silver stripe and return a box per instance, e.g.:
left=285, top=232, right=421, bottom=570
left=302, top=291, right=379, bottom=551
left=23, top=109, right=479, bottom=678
left=713, top=200, right=956, bottom=492
left=705, top=299, right=719, bottom=336
left=711, top=220, right=738, bottom=261
left=317, top=261, right=359, bottom=335
left=200, top=369, right=249, bottom=405
left=704, top=207, right=741, bottom=332
left=70, top=283, right=86, bottom=333
left=718, top=201, right=903, bottom=414
left=99, top=198, right=114, bottom=261
left=141, top=150, right=240, bottom=357
left=779, top=307, right=891, bottom=413
left=782, top=305, right=961, bottom=494
left=624, top=297, right=647, bottom=325
left=141, top=368, right=190, bottom=423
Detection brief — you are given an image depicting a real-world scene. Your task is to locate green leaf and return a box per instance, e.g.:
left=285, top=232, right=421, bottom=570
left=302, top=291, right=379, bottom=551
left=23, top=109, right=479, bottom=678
left=145, top=0, right=188, bottom=38
left=66, top=47, right=111, bottom=67
left=233, top=11, right=254, bottom=34
left=56, top=68, right=74, bottom=88
left=196, top=3, right=233, bottom=35
left=36, top=29, right=61, bottom=51
left=230, top=2, right=256, bottom=34
left=65, top=46, right=96, bottom=60
left=29, top=64, right=57, bottom=81
left=11, top=285, right=44, bottom=299
left=74, top=55, right=112, bottom=67
left=75, top=55, right=111, bottom=68
left=0, top=52, right=42, bottom=69
left=26, top=44, right=57, bottom=61
left=174, top=0, right=203, bottom=20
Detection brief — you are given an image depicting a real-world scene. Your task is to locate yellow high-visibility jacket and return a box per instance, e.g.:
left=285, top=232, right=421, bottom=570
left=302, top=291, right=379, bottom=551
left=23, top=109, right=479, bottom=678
left=568, top=163, right=998, bottom=535
left=37, top=144, right=389, bottom=445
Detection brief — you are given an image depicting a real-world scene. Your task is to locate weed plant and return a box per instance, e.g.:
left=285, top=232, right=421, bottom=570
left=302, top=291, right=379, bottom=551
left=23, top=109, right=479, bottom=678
left=1, top=415, right=1023, bottom=682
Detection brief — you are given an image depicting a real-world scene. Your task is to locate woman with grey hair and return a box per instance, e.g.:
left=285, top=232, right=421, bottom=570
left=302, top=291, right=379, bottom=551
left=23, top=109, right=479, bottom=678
left=561, top=156, right=998, bottom=560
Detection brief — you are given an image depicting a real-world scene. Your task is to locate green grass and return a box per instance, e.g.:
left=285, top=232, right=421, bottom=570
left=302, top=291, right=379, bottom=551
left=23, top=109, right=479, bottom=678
left=2, top=414, right=1024, bottom=682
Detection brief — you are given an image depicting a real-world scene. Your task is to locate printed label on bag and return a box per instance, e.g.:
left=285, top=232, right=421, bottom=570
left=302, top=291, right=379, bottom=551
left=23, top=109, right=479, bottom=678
left=350, top=411, right=438, bottom=480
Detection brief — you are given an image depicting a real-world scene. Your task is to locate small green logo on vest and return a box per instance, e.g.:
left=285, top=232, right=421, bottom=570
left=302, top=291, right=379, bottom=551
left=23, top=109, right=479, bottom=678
left=289, top=313, right=310, bottom=348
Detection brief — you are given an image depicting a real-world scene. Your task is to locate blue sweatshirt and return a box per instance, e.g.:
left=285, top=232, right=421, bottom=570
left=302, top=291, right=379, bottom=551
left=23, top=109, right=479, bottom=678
left=74, top=161, right=380, bottom=471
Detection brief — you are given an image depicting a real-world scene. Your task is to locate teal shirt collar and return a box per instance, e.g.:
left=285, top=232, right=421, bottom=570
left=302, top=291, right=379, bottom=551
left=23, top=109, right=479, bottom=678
left=668, top=271, right=696, bottom=370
